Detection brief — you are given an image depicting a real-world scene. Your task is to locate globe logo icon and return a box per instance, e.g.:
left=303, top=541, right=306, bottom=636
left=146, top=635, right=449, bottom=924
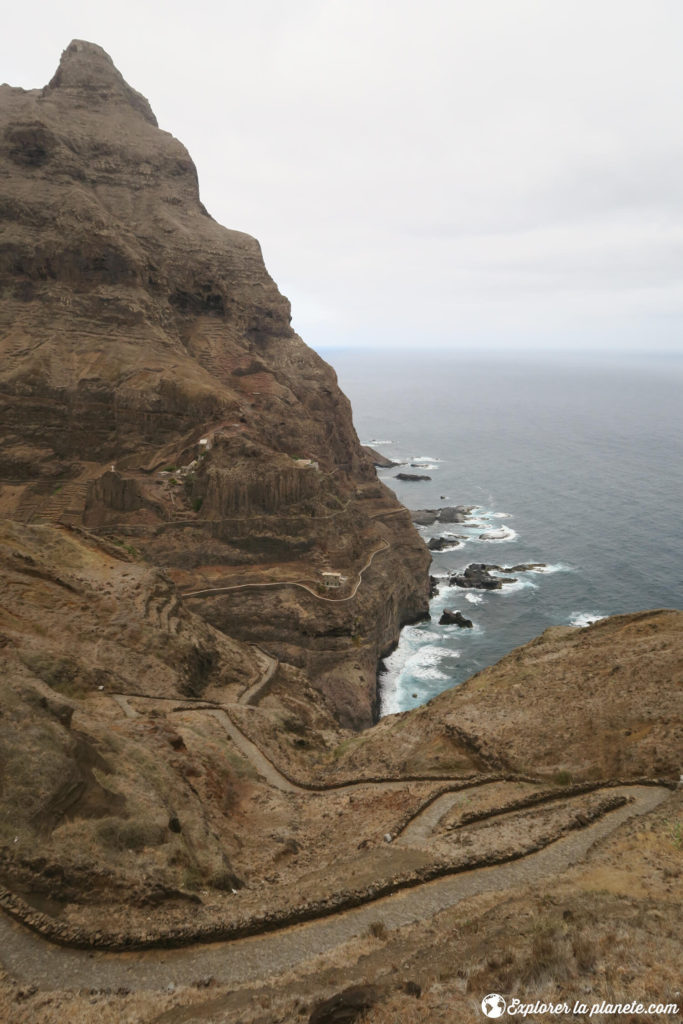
left=482, top=993, right=507, bottom=1018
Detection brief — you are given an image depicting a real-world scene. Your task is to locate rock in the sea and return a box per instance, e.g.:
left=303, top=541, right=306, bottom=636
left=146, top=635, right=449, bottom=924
left=429, top=575, right=440, bottom=598
left=428, top=536, right=461, bottom=551
left=439, top=610, right=473, bottom=627
left=411, top=509, right=438, bottom=525
left=439, top=506, right=473, bottom=523
left=396, top=473, right=431, bottom=481
left=449, top=563, right=516, bottom=590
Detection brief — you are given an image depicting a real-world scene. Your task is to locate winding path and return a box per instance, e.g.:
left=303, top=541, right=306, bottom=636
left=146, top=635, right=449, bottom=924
left=0, top=786, right=668, bottom=992
left=237, top=646, right=280, bottom=706
left=0, top=678, right=673, bottom=994
left=103, top=693, right=466, bottom=796
left=182, top=541, right=389, bottom=604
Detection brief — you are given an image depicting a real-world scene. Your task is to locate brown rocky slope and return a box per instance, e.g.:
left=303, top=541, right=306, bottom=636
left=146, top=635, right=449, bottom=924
left=0, top=40, right=430, bottom=728
left=333, top=610, right=682, bottom=784
left=0, top=42, right=681, bottom=1024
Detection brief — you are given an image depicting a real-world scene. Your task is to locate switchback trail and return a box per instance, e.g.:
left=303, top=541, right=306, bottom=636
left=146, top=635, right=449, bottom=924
left=0, top=786, right=669, bottom=992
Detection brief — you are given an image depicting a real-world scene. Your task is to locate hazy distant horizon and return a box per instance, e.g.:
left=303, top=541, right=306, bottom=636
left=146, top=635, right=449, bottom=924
left=314, top=342, right=683, bottom=360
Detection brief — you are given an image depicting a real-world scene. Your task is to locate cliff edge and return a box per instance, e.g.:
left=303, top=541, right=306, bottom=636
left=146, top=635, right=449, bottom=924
left=0, top=40, right=430, bottom=727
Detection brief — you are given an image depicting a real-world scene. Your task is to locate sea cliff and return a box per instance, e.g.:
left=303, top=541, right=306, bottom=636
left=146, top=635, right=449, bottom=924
left=0, top=39, right=430, bottom=727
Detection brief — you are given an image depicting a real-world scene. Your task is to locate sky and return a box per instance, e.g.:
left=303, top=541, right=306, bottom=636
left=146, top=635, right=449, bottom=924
left=3, top=1, right=683, bottom=353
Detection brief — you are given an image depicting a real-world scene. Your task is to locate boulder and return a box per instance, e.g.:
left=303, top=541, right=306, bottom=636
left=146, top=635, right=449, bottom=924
left=439, top=506, right=472, bottom=523
left=439, top=610, right=473, bottom=627
left=396, top=473, right=431, bottom=482
left=411, top=509, right=438, bottom=525
left=449, top=563, right=516, bottom=590
left=428, top=536, right=461, bottom=551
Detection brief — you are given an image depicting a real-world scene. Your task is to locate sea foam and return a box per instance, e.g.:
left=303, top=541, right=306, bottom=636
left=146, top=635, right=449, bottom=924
left=569, top=611, right=606, bottom=628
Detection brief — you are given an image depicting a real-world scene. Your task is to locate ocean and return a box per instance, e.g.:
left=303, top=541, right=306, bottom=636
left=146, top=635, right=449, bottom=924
left=328, top=349, right=683, bottom=716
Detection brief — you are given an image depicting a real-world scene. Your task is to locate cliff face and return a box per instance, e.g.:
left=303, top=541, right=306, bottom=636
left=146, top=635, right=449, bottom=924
left=0, top=40, right=358, bottom=476
left=0, top=41, right=430, bottom=726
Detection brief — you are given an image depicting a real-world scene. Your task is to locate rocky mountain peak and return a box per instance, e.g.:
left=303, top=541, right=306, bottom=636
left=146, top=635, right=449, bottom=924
left=44, top=39, right=158, bottom=126
left=0, top=40, right=431, bottom=728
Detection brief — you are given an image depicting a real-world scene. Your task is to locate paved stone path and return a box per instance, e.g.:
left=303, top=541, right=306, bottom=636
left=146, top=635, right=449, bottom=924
left=396, top=788, right=491, bottom=845
left=0, top=786, right=669, bottom=992
left=237, top=647, right=279, bottom=706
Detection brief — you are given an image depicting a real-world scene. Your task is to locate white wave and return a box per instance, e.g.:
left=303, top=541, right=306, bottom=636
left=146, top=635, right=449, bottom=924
left=491, top=511, right=511, bottom=518
left=364, top=439, right=393, bottom=445
left=531, top=563, right=573, bottom=574
left=494, top=576, right=538, bottom=595
left=404, top=644, right=456, bottom=680
left=440, top=620, right=484, bottom=636
left=465, top=592, right=483, bottom=604
left=436, top=583, right=469, bottom=598
left=411, top=455, right=441, bottom=463
left=569, top=611, right=606, bottom=628
left=395, top=623, right=431, bottom=646
left=380, top=684, right=404, bottom=716
left=411, top=463, right=437, bottom=471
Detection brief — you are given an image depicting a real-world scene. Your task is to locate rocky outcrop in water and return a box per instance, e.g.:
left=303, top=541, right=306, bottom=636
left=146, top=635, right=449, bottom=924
left=411, top=506, right=473, bottom=525
left=448, top=562, right=547, bottom=589
left=428, top=536, right=462, bottom=551
left=439, top=610, right=473, bottom=627
left=449, top=564, right=513, bottom=590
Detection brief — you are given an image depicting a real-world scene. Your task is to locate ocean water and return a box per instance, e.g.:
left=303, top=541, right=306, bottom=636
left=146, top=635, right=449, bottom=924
left=329, top=349, right=683, bottom=716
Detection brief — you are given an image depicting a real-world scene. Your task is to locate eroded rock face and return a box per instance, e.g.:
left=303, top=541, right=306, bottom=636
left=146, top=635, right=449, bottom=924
left=0, top=40, right=356, bottom=476
left=0, top=41, right=430, bottom=726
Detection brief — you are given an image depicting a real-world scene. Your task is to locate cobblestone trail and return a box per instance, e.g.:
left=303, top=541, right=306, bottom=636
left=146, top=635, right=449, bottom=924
left=0, top=786, right=669, bottom=993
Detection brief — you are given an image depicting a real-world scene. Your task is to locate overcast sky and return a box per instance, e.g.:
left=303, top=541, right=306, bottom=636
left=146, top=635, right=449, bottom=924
left=4, top=1, right=683, bottom=352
